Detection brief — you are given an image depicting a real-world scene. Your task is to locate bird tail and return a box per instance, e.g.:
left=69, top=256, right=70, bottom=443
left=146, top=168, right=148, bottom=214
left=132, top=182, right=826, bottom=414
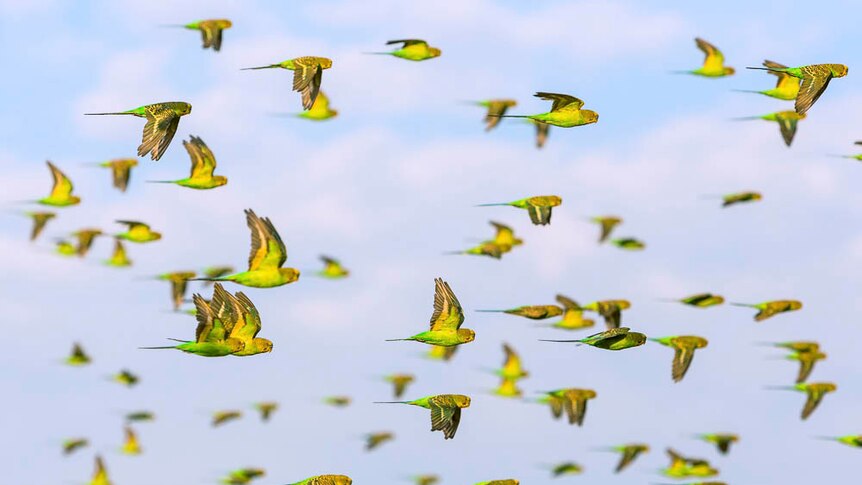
left=730, top=116, right=762, bottom=121
left=84, top=111, right=136, bottom=116
left=166, top=338, right=188, bottom=343
left=763, top=385, right=795, bottom=391
left=158, top=24, right=189, bottom=28
left=491, top=114, right=531, bottom=119
left=384, top=338, right=413, bottom=342
left=668, top=70, right=692, bottom=75
left=538, top=339, right=581, bottom=343
left=362, top=52, right=393, bottom=56
left=372, top=401, right=409, bottom=404
left=746, top=66, right=776, bottom=71
left=655, top=298, right=681, bottom=303
left=730, top=302, right=755, bottom=308
left=442, top=250, right=466, bottom=256
left=475, top=203, right=510, bottom=207
left=475, top=309, right=505, bottom=313
left=145, top=180, right=176, bottom=184
left=188, top=277, right=222, bottom=282
left=240, top=64, right=280, bottom=70
left=139, top=345, right=175, bottom=350
left=814, top=436, right=838, bottom=441
left=826, top=154, right=853, bottom=159
left=731, top=89, right=763, bottom=94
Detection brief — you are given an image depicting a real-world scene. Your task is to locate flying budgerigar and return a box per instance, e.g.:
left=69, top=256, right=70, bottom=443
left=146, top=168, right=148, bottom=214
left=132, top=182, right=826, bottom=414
left=549, top=462, right=582, bottom=477
left=254, top=401, right=279, bottom=422
left=410, top=475, right=440, bottom=485
left=590, top=216, right=622, bottom=243
left=661, top=448, right=719, bottom=478
left=65, top=342, right=91, bottom=366
left=104, top=238, right=132, bottom=267
left=661, top=293, right=725, bottom=308
left=766, top=382, right=837, bottom=420
left=540, top=327, right=646, bottom=351
left=595, top=443, right=649, bottom=473
left=425, top=345, right=458, bottom=362
left=731, top=300, right=802, bottom=321
left=115, top=220, right=161, bottom=243
left=375, top=394, right=471, bottom=439
left=364, top=431, right=394, bottom=451
left=610, top=238, right=645, bottom=251
left=477, top=304, right=563, bottom=320
left=323, top=396, right=352, bottom=407
left=488, top=221, right=523, bottom=249
left=88, top=158, right=138, bottom=192
left=71, top=228, right=103, bottom=257
left=286, top=475, right=352, bottom=485
left=446, top=241, right=509, bottom=259
left=735, top=60, right=801, bottom=100
left=149, top=136, right=227, bottom=189
left=718, top=191, right=762, bottom=208
left=675, top=38, right=734, bottom=77
left=152, top=271, right=196, bottom=311
left=499, top=92, right=598, bottom=128
left=166, top=19, right=232, bottom=51
left=492, top=377, right=523, bottom=398
left=497, top=343, right=529, bottom=380
left=530, top=119, right=550, bottom=148
left=63, top=437, right=89, bottom=456
left=387, top=278, right=475, bottom=347
left=88, top=455, right=113, bottom=485
left=296, top=90, right=338, bottom=121
left=222, top=467, right=265, bottom=485
left=581, top=300, right=631, bottom=329
left=384, top=374, right=415, bottom=399
left=473, top=480, right=519, bottom=485
left=243, top=56, right=333, bottom=110
left=38, top=161, right=80, bottom=207
left=695, top=433, right=739, bottom=455
left=120, top=426, right=141, bottom=455
left=55, top=239, right=76, bottom=257
left=734, top=110, right=805, bottom=146
left=191, top=209, right=300, bottom=288
left=747, top=63, right=848, bottom=114
left=817, top=435, right=862, bottom=448
left=212, top=410, right=243, bottom=427
left=541, top=388, right=597, bottom=426
left=111, top=369, right=139, bottom=387
left=85, top=102, right=192, bottom=161
left=125, top=411, right=155, bottom=423
left=650, top=336, right=709, bottom=382
left=317, top=255, right=350, bottom=279
left=367, top=39, right=441, bottom=61
left=471, top=99, right=517, bottom=131
left=24, top=211, right=55, bottom=241
left=478, top=195, right=562, bottom=225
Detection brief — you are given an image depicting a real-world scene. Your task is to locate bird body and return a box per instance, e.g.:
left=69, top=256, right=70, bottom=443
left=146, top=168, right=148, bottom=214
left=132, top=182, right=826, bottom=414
left=767, top=382, right=837, bottom=420
left=125, top=411, right=155, bottom=422
left=478, top=304, right=563, bottom=320
left=735, top=110, right=805, bottom=146
left=678, top=38, right=734, bottom=77
left=155, top=271, right=196, bottom=310
left=242, top=56, right=333, bottom=110
left=611, top=238, right=645, bottom=250
left=662, top=448, right=719, bottom=478
left=65, top=342, right=91, bottom=366
left=212, top=410, right=242, bottom=427
left=222, top=467, right=265, bottom=485
left=318, top=255, right=349, bottom=279
left=551, top=295, right=595, bottom=330
left=89, top=456, right=112, bottom=485
left=85, top=102, right=192, bottom=161
left=478, top=195, right=562, bottom=225
left=298, top=91, right=338, bottom=120
left=746, top=63, right=847, bottom=114
left=736, top=60, right=800, bottom=100
left=550, top=462, right=582, bottom=476
left=112, top=369, right=139, bottom=387
left=651, top=336, right=708, bottom=382
left=543, top=388, right=597, bottom=426
left=180, top=19, right=232, bottom=51
left=582, top=300, right=631, bottom=329
left=255, top=401, right=278, bottom=422
left=819, top=435, right=862, bottom=448
left=425, top=345, right=458, bottom=362
left=324, top=396, right=352, bottom=407
left=501, top=92, right=598, bottom=128
left=788, top=349, right=827, bottom=383
left=365, top=432, right=394, bottom=451
left=385, top=374, right=415, bottom=398
left=25, top=211, right=55, bottom=241
left=93, top=158, right=137, bottom=192
left=475, top=99, right=517, bottom=131
left=493, top=377, right=523, bottom=398
left=375, top=394, right=470, bottom=439
left=63, top=437, right=88, bottom=455
left=287, top=476, right=352, bottom=485
left=449, top=241, right=508, bottom=259
left=604, top=443, right=649, bottom=473
left=668, top=293, right=725, bottom=308
left=591, top=216, right=622, bottom=243
left=720, top=191, right=762, bottom=207
left=697, top=433, right=738, bottom=455
left=104, top=239, right=132, bottom=267
left=120, top=426, right=141, bottom=455
left=474, top=480, right=518, bottom=485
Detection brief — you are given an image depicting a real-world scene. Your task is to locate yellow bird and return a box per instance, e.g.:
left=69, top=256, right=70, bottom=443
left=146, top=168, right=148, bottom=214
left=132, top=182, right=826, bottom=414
left=298, top=90, right=338, bottom=121
left=38, top=161, right=81, bottom=207
left=104, top=238, right=132, bottom=267
left=89, top=455, right=113, bottom=485
left=551, top=295, right=595, bottom=330
left=115, top=220, right=161, bottom=243
left=120, top=426, right=141, bottom=455
left=676, top=38, right=734, bottom=77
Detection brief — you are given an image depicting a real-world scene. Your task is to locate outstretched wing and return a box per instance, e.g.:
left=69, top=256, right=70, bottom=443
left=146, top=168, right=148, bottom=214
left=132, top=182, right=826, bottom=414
left=193, top=294, right=215, bottom=343
left=671, top=345, right=695, bottom=382
left=615, top=447, right=641, bottom=473
left=184, top=136, right=217, bottom=179
left=429, top=278, right=464, bottom=331
left=796, top=355, right=816, bottom=383
left=429, top=404, right=462, bottom=439
left=534, top=92, right=583, bottom=112
left=555, top=294, right=580, bottom=310
left=232, top=291, right=262, bottom=340
left=245, top=209, right=287, bottom=271
left=535, top=121, right=550, bottom=148
left=387, top=39, right=427, bottom=47
left=501, top=343, right=521, bottom=375
left=47, top=161, right=74, bottom=199
left=292, top=58, right=324, bottom=110
left=527, top=205, right=552, bottom=225
left=795, top=66, right=834, bottom=115
left=801, top=389, right=825, bottom=420
left=598, top=218, right=617, bottom=242
left=763, top=59, right=796, bottom=89
left=139, top=105, right=180, bottom=161
left=776, top=113, right=799, bottom=147
left=695, top=37, right=724, bottom=71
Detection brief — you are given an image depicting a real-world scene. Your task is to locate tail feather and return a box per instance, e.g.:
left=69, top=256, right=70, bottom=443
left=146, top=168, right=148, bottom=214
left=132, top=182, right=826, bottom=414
left=373, top=401, right=409, bottom=404
left=188, top=277, right=222, bottom=282
left=475, top=203, right=510, bottom=207
left=241, top=65, right=280, bottom=70
left=363, top=52, right=393, bottom=56
left=145, top=180, right=176, bottom=184
left=746, top=66, right=774, bottom=71
left=668, top=70, right=692, bottom=75
left=139, top=346, right=175, bottom=350
left=732, top=89, right=764, bottom=94
left=538, top=339, right=581, bottom=343
left=475, top=309, right=504, bottom=313
left=730, top=302, right=755, bottom=308
left=385, top=338, right=413, bottom=342
left=84, top=111, right=134, bottom=116
left=731, top=116, right=762, bottom=121
left=492, top=114, right=530, bottom=119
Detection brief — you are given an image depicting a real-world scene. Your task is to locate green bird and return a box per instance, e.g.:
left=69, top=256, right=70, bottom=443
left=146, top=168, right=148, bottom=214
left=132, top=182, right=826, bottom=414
left=472, top=99, right=518, bottom=131
left=817, top=435, right=862, bottom=448
left=582, top=300, right=631, bottom=329
left=368, top=39, right=441, bottom=61
left=317, top=255, right=349, bottom=279
left=425, top=344, right=458, bottom=362
left=409, top=475, right=440, bottom=485
left=62, top=437, right=88, bottom=455
left=170, top=19, right=232, bottom=52
left=387, top=278, right=474, bottom=347
left=542, top=388, right=597, bottom=426
left=212, top=410, right=243, bottom=427
left=89, top=158, right=138, bottom=192
left=365, top=431, right=394, bottom=451
left=71, top=228, right=103, bottom=257
left=718, top=191, right=762, bottom=207
left=125, top=411, right=155, bottom=422
left=140, top=284, right=246, bottom=357
left=734, top=110, right=805, bottom=146
left=550, top=295, right=595, bottom=330
left=766, top=382, right=837, bottom=420
left=478, top=304, right=563, bottom=320
left=499, top=92, right=598, bottom=128
left=191, top=209, right=300, bottom=288
left=541, top=327, right=647, bottom=351
left=474, top=480, right=518, bottom=485
left=531, top=119, right=550, bottom=148
left=222, top=468, right=265, bottom=485
left=385, top=374, right=415, bottom=399
left=591, top=216, right=622, bottom=243
left=447, top=241, right=509, bottom=259
left=375, top=394, right=471, bottom=440
left=25, top=211, right=55, bottom=241
left=286, top=475, right=352, bottom=485
left=478, top=195, right=562, bottom=225
left=662, top=293, right=725, bottom=308
left=611, top=237, right=645, bottom=250
left=735, top=59, right=801, bottom=100
left=89, top=455, right=113, bottom=485
left=104, top=238, right=132, bottom=267
left=153, top=271, right=196, bottom=310
left=549, top=462, right=582, bottom=477
left=661, top=448, right=719, bottom=478
left=255, top=401, right=278, bottom=422
left=65, top=342, right=91, bottom=366
left=120, top=426, right=141, bottom=455
left=85, top=102, right=192, bottom=161
left=747, top=63, right=848, bottom=114
left=112, top=369, right=139, bottom=387
left=55, top=239, right=76, bottom=257
left=695, top=433, right=738, bottom=455
left=650, top=336, right=708, bottom=382
left=115, top=220, right=161, bottom=243
left=149, top=136, right=227, bottom=189
left=323, top=396, right=352, bottom=407
left=732, top=300, right=802, bottom=321
left=597, top=443, right=649, bottom=473
left=242, top=56, right=333, bottom=110
left=296, top=91, right=338, bottom=121
left=675, top=38, right=734, bottom=77
left=38, top=161, right=80, bottom=207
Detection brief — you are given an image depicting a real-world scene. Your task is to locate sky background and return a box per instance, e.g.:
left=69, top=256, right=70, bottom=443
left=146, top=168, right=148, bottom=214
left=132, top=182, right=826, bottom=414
left=2, top=0, right=862, bottom=483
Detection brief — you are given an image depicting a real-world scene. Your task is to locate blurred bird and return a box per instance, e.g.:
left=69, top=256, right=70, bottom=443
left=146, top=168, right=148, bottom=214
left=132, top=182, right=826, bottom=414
left=596, top=443, right=649, bottom=473
left=471, top=99, right=518, bottom=131
left=763, top=341, right=821, bottom=354
left=661, top=448, right=719, bottom=478
left=531, top=119, right=550, bottom=148
left=582, top=300, right=631, bottom=329
left=89, top=158, right=137, bottom=192
left=212, top=410, right=242, bottom=427
left=675, top=38, right=734, bottom=77
left=120, top=426, right=141, bottom=455
left=550, top=295, right=595, bottom=330
left=734, top=110, right=805, bottom=146
left=89, top=455, right=112, bottom=485
left=125, top=411, right=155, bottom=422
left=115, top=220, right=161, bottom=243
left=287, top=475, right=352, bottom=485
left=447, top=241, right=508, bottom=259
left=533, top=394, right=566, bottom=421
left=38, top=161, right=80, bottom=207
left=817, top=435, right=862, bottom=448
left=661, top=293, right=725, bottom=308
left=55, top=239, right=76, bottom=257
left=374, top=394, right=471, bottom=440
left=545, top=388, right=597, bottom=426
left=222, top=468, right=265, bottom=485
left=201, top=266, right=234, bottom=285
left=650, top=336, right=709, bottom=382
left=104, top=238, right=132, bottom=267
left=474, top=480, right=518, bottom=485
left=478, top=195, right=562, bottom=225
left=365, top=432, right=394, bottom=451
left=766, top=382, right=837, bottom=420
left=425, top=345, right=458, bottom=362
left=385, top=374, right=415, bottom=399
left=492, top=377, right=523, bottom=398
left=499, top=92, right=598, bottom=128
left=735, top=60, right=801, bottom=100
left=24, top=211, right=55, bottom=241
left=167, top=19, right=232, bottom=51
left=611, top=238, right=645, bottom=250
left=297, top=90, right=338, bottom=121
left=747, top=63, right=848, bottom=114
left=317, top=255, right=349, bottom=279
left=368, top=39, right=441, bottom=61
left=85, top=102, right=192, bottom=161
left=324, top=396, right=352, bottom=407
left=787, top=349, right=827, bottom=383
left=541, top=327, right=646, bottom=351
left=409, top=475, right=439, bottom=485
left=590, top=216, right=622, bottom=243
left=478, top=304, right=563, bottom=320
left=549, top=462, right=582, bottom=477
left=731, top=300, right=802, bottom=321
left=387, top=278, right=474, bottom=347
left=497, top=343, right=529, bottom=380
left=191, top=209, right=300, bottom=288
left=154, top=271, right=196, bottom=310
left=65, top=342, right=91, bottom=366
left=62, top=437, right=88, bottom=455
left=488, top=221, right=523, bottom=249
left=718, top=191, right=762, bottom=207
left=111, top=369, right=139, bottom=387
left=254, top=402, right=278, bottom=422
left=149, top=136, right=227, bottom=189
left=695, top=433, right=738, bottom=455
left=242, top=56, right=333, bottom=110
left=71, top=228, right=103, bottom=257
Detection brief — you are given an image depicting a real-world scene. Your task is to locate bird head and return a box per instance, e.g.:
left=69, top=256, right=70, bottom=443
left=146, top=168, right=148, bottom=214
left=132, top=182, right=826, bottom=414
left=458, top=328, right=476, bottom=343
left=255, top=339, right=274, bottom=353
left=581, top=110, right=599, bottom=125
left=279, top=268, right=301, bottom=283
left=69, top=195, right=82, bottom=205
left=213, top=176, right=229, bottom=187
left=724, top=66, right=736, bottom=75
left=452, top=395, right=471, bottom=408
left=831, top=64, right=849, bottom=77
left=429, top=47, right=442, bottom=58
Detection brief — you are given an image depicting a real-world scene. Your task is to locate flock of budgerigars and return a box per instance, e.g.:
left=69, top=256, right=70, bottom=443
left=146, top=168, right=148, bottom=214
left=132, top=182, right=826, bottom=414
left=19, top=16, right=862, bottom=485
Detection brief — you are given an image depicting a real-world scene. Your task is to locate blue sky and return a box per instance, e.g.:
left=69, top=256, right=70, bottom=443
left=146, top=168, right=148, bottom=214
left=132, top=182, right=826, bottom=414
left=2, top=1, right=862, bottom=484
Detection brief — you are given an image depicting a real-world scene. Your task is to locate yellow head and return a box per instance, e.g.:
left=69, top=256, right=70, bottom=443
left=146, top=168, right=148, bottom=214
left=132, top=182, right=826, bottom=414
left=581, top=110, right=599, bottom=124
left=452, top=395, right=471, bottom=408
left=255, top=339, right=274, bottom=353
left=724, top=67, right=736, bottom=75
left=429, top=47, right=442, bottom=58
left=213, top=176, right=228, bottom=187
left=457, top=328, right=476, bottom=343
left=280, top=268, right=300, bottom=283
left=830, top=64, right=849, bottom=77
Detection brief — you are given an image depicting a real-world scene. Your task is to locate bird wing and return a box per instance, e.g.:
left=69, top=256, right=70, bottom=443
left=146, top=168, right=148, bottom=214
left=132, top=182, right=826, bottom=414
left=717, top=438, right=730, bottom=454
left=776, top=113, right=799, bottom=147
left=695, top=37, right=724, bottom=70
left=171, top=279, right=189, bottom=310
left=393, top=378, right=409, bottom=398
left=232, top=291, right=262, bottom=340
left=72, top=343, right=87, bottom=360
left=535, top=121, right=549, bottom=148
left=139, top=105, right=180, bottom=161
left=490, top=221, right=514, bottom=244
left=292, top=58, right=323, bottom=110
left=429, top=404, right=462, bottom=439
left=387, top=39, right=427, bottom=47
left=763, top=60, right=796, bottom=89
left=527, top=205, right=552, bottom=225
left=484, top=101, right=513, bottom=131
left=183, top=136, right=208, bottom=179
left=796, top=354, right=816, bottom=383
left=548, top=396, right=564, bottom=419
left=501, top=343, right=521, bottom=375
left=94, top=455, right=108, bottom=480
left=572, top=397, right=588, bottom=425
left=801, top=389, right=825, bottom=420
left=47, top=161, right=74, bottom=199
left=616, top=447, right=640, bottom=473
left=428, top=278, right=464, bottom=331
left=671, top=345, right=695, bottom=382
left=111, top=162, right=132, bottom=191
left=795, top=66, right=833, bottom=115
left=193, top=293, right=215, bottom=343
left=602, top=305, right=622, bottom=329
left=124, top=427, right=137, bottom=446
left=111, top=238, right=127, bottom=260
left=555, top=294, right=580, bottom=310
left=199, top=23, right=215, bottom=49
left=246, top=209, right=287, bottom=271
left=535, top=92, right=583, bottom=112
left=320, top=255, right=340, bottom=270
left=598, top=219, right=617, bottom=242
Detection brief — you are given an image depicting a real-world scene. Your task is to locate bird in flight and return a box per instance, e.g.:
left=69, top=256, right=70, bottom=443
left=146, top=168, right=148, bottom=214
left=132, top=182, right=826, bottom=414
left=384, top=374, right=415, bottom=399
left=368, top=39, right=441, bottom=61
left=650, top=335, right=709, bottom=382
left=167, top=19, right=232, bottom=51
left=549, top=462, right=582, bottom=477
left=548, top=295, right=595, bottom=330
left=477, top=304, right=563, bottom=320
left=675, top=38, right=734, bottom=77
left=581, top=300, right=631, bottom=329
left=115, top=220, right=161, bottom=243
left=590, top=216, right=622, bottom=243
left=695, top=433, right=739, bottom=455
left=88, top=455, right=113, bottom=485
left=541, top=388, right=598, bottom=426
left=286, top=475, right=352, bottom=485
left=24, top=211, right=55, bottom=241
left=212, top=410, right=243, bottom=427
left=153, top=271, right=196, bottom=311
left=149, top=136, right=227, bottom=189
left=715, top=191, right=762, bottom=207
left=541, top=327, right=646, bottom=351
left=243, top=56, right=333, bottom=110
left=120, top=426, right=141, bottom=455
left=478, top=195, right=562, bottom=225
left=610, top=237, right=645, bottom=251
left=732, top=299, right=802, bottom=321
left=499, top=92, right=598, bottom=128
left=375, top=394, right=471, bottom=440
left=596, top=443, right=649, bottom=473
left=387, top=278, right=474, bottom=347
left=65, top=342, right=91, bottom=366
left=471, top=99, right=518, bottom=131
left=735, top=60, right=801, bottom=100
left=316, top=255, right=349, bottom=279
left=660, top=448, right=719, bottom=478
left=222, top=468, right=265, bottom=485
left=734, top=110, right=806, bottom=146
left=62, top=437, right=89, bottom=456
left=295, top=90, right=338, bottom=121
left=88, top=158, right=138, bottom=192
left=661, top=293, right=725, bottom=308
left=38, top=161, right=80, bottom=207
left=85, top=102, right=192, bottom=161
left=364, top=432, right=394, bottom=451
left=766, top=382, right=837, bottom=420
left=747, top=63, right=848, bottom=114
left=104, top=238, right=132, bottom=268
left=254, top=402, right=278, bottom=422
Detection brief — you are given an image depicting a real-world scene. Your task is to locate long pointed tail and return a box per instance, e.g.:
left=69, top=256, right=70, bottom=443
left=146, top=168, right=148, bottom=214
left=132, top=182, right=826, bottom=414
left=145, top=180, right=177, bottom=184
left=763, top=385, right=795, bottom=391
left=442, top=251, right=466, bottom=256
left=475, top=203, right=510, bottom=207
left=826, top=154, right=854, bottom=159
left=491, top=114, right=531, bottom=119
left=139, top=346, right=175, bottom=350
left=240, top=64, right=280, bottom=70
left=188, top=277, right=222, bottom=282
left=384, top=338, right=413, bottom=342
left=730, top=302, right=755, bottom=307
left=84, top=111, right=134, bottom=116
left=538, top=339, right=580, bottom=343
left=731, top=89, right=764, bottom=94
left=731, top=116, right=763, bottom=121
left=372, top=401, right=409, bottom=404
left=362, top=52, right=393, bottom=56
left=475, top=309, right=505, bottom=313
left=746, top=67, right=774, bottom=71
left=668, top=70, right=692, bottom=75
